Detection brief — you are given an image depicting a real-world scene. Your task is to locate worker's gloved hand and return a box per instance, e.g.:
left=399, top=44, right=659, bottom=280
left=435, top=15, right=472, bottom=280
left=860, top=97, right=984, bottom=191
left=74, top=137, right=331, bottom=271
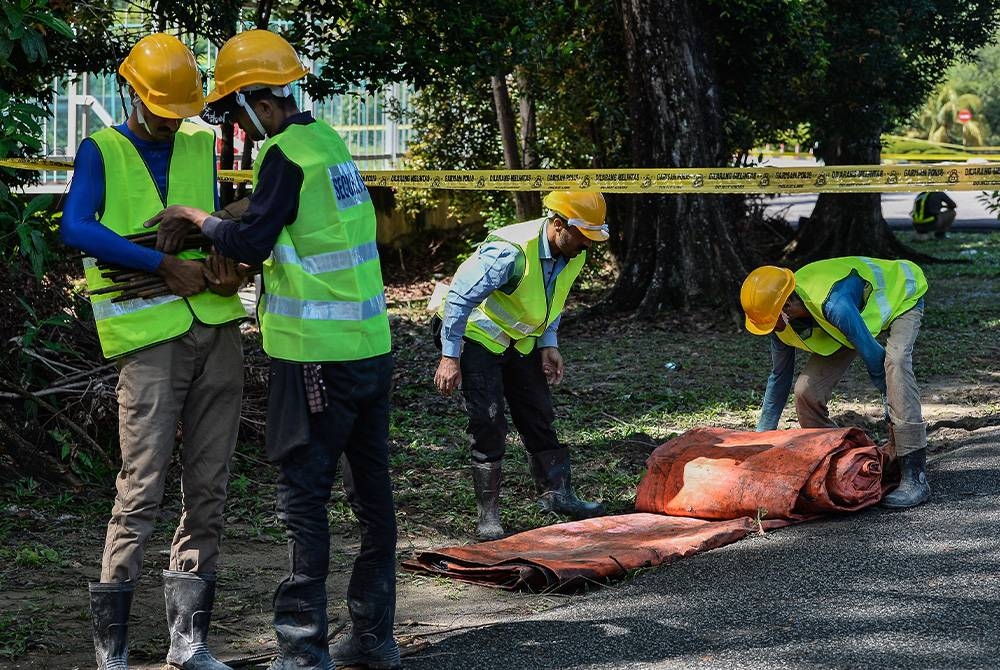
left=205, top=249, right=247, bottom=297
left=434, top=356, right=462, bottom=397
left=144, top=205, right=208, bottom=253
left=540, top=347, right=564, bottom=385
left=881, top=393, right=891, bottom=424
left=157, top=254, right=207, bottom=297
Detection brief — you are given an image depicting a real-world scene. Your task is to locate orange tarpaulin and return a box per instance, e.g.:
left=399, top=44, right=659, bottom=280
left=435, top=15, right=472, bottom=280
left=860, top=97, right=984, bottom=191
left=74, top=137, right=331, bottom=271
left=402, top=427, right=891, bottom=592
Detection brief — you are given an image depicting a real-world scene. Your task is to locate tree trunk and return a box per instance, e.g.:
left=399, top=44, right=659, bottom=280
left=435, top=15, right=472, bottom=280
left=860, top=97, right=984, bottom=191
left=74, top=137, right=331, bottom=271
left=219, top=123, right=235, bottom=206
left=611, top=0, right=749, bottom=318
left=491, top=73, right=537, bottom=220
left=786, top=136, right=934, bottom=264
left=515, top=68, right=542, bottom=216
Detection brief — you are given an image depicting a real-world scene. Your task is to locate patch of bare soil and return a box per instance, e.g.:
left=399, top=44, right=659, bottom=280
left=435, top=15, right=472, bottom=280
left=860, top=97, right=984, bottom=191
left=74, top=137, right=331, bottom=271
left=0, top=515, right=568, bottom=670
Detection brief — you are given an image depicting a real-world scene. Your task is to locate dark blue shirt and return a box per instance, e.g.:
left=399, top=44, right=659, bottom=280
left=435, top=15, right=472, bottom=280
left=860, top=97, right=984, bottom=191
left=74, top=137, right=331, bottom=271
left=201, top=113, right=310, bottom=264
left=756, top=273, right=921, bottom=430
left=60, top=122, right=220, bottom=273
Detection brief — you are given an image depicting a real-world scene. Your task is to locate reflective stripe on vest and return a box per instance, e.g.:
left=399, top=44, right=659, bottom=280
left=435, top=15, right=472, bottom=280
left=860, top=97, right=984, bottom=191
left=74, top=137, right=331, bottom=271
left=271, top=240, right=379, bottom=275
left=912, top=193, right=934, bottom=224
left=263, top=293, right=386, bottom=321
left=463, top=219, right=585, bottom=355
left=256, top=120, right=391, bottom=362
left=83, top=124, right=244, bottom=359
left=776, top=256, right=928, bottom=355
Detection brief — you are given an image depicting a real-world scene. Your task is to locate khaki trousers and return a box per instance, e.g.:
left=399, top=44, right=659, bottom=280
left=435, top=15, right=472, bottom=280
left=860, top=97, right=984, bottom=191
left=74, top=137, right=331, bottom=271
left=793, top=305, right=926, bottom=455
left=101, top=322, right=243, bottom=582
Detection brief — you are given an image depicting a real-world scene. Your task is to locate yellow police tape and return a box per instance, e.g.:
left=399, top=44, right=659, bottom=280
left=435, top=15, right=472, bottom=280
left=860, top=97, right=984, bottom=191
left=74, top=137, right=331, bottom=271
left=8, top=157, right=1000, bottom=194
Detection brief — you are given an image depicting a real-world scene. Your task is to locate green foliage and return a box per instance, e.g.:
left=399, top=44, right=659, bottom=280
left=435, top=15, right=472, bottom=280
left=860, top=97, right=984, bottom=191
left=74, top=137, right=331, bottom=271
left=0, top=194, right=56, bottom=280
left=289, top=0, right=628, bottom=226
left=708, top=2, right=1000, bottom=160
left=11, top=543, right=62, bottom=567
left=902, top=84, right=990, bottom=146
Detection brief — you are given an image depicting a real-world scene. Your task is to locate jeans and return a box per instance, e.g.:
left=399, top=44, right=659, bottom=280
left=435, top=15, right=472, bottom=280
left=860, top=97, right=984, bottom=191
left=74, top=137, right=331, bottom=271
left=459, top=340, right=560, bottom=463
left=272, top=353, right=397, bottom=613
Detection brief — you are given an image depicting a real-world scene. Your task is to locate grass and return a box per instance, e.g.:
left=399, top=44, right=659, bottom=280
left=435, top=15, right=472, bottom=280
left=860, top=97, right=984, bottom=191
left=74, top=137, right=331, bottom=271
left=4, top=230, right=998, bottom=562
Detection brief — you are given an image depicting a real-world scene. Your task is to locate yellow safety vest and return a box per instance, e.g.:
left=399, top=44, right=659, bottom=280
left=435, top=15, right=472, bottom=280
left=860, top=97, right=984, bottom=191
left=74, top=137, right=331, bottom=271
left=911, top=193, right=936, bottom=224
left=82, top=124, right=246, bottom=359
left=776, top=256, right=928, bottom=356
left=458, top=219, right=585, bottom=355
left=255, top=121, right=391, bottom=362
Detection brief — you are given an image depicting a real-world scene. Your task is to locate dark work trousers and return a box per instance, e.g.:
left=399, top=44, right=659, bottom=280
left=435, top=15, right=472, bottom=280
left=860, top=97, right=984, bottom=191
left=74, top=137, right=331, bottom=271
left=459, top=339, right=560, bottom=463
left=272, top=353, right=397, bottom=613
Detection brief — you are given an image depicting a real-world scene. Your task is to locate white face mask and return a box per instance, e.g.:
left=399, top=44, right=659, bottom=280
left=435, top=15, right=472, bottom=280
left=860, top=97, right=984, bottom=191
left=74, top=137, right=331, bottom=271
left=133, top=95, right=154, bottom=138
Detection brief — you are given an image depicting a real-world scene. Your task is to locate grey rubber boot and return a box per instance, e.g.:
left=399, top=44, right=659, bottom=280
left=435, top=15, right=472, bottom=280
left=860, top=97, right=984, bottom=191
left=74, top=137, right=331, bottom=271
left=89, top=581, right=134, bottom=670
left=528, top=448, right=605, bottom=520
left=471, top=461, right=505, bottom=541
left=267, top=608, right=334, bottom=670
left=329, top=598, right=401, bottom=670
left=163, top=570, right=232, bottom=669
left=881, top=448, right=931, bottom=509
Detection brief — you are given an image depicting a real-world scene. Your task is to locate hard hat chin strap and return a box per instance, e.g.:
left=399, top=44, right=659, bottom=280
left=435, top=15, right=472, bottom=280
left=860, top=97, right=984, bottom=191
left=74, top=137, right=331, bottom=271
left=235, top=91, right=269, bottom=138
left=234, top=86, right=292, bottom=139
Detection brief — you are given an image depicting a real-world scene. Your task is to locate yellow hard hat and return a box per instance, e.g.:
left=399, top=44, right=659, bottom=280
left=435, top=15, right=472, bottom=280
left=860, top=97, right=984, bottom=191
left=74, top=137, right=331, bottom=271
left=206, top=30, right=309, bottom=103
left=740, top=266, right=796, bottom=335
left=542, top=191, right=609, bottom=241
left=118, top=33, right=204, bottom=119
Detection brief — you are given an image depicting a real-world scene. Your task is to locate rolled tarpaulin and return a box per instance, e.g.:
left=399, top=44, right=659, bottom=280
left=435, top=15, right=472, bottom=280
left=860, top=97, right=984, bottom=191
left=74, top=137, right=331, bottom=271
left=635, top=427, right=888, bottom=520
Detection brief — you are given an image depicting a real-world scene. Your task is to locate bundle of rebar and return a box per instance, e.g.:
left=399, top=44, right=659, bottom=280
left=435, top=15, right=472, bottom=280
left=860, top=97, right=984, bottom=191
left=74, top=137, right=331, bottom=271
left=82, top=199, right=251, bottom=302
left=87, top=230, right=212, bottom=302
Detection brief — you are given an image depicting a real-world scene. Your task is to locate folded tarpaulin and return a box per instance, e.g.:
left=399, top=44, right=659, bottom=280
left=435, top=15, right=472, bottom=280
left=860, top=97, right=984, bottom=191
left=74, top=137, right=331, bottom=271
left=402, top=427, right=891, bottom=591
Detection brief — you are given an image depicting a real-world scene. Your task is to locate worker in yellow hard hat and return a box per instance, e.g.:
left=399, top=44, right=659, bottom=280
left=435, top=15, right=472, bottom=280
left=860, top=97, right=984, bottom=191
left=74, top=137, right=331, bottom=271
left=740, top=257, right=931, bottom=509
left=433, top=191, right=609, bottom=541
left=59, top=33, right=247, bottom=670
left=143, top=29, right=400, bottom=670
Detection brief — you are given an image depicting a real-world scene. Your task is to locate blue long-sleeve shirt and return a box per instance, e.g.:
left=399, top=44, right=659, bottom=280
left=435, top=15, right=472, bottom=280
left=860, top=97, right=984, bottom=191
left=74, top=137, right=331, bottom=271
left=756, top=273, right=918, bottom=431
left=440, top=220, right=566, bottom=358
left=60, top=122, right=220, bottom=273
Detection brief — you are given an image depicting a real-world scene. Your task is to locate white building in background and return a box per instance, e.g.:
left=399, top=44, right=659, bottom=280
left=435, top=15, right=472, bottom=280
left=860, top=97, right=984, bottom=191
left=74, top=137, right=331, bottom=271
left=32, top=25, right=412, bottom=194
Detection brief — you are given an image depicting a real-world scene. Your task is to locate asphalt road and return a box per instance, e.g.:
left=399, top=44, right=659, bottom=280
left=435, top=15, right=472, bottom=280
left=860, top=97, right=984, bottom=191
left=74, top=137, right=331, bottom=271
left=764, top=190, right=1000, bottom=232
left=404, top=428, right=1000, bottom=670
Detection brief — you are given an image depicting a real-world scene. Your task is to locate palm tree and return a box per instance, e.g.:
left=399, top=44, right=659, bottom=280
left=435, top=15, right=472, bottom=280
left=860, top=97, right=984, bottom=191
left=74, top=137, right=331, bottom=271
left=906, top=84, right=989, bottom=146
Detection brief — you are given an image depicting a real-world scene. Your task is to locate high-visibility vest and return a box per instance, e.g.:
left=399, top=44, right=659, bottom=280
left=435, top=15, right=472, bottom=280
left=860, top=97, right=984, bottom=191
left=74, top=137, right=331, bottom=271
left=255, top=121, right=391, bottom=362
left=457, top=219, right=585, bottom=355
left=776, top=257, right=928, bottom=356
left=83, top=124, right=246, bottom=359
left=911, top=193, right=935, bottom=224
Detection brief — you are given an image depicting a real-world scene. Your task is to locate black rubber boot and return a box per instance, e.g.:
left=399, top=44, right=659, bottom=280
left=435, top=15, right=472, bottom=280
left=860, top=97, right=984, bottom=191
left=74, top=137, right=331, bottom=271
left=329, top=598, right=401, bottom=670
left=881, top=448, right=931, bottom=509
left=268, top=608, right=334, bottom=670
left=528, top=448, right=605, bottom=520
left=471, top=461, right=505, bottom=541
left=163, top=570, right=232, bottom=669
left=89, top=581, right=134, bottom=670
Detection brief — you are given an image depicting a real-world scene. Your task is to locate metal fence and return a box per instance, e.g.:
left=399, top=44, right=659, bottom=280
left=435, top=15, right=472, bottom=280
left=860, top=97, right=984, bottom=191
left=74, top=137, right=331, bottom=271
left=31, top=19, right=412, bottom=193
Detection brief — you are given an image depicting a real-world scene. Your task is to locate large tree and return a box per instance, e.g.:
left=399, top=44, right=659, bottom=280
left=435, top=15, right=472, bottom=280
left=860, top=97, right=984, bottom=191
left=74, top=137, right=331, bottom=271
left=608, top=0, right=749, bottom=316
left=788, top=1, right=1000, bottom=262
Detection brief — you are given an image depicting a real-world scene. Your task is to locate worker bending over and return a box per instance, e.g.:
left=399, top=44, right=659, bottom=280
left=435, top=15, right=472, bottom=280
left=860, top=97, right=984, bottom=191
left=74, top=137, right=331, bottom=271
left=740, top=257, right=930, bottom=509
left=434, top=191, right=608, bottom=540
